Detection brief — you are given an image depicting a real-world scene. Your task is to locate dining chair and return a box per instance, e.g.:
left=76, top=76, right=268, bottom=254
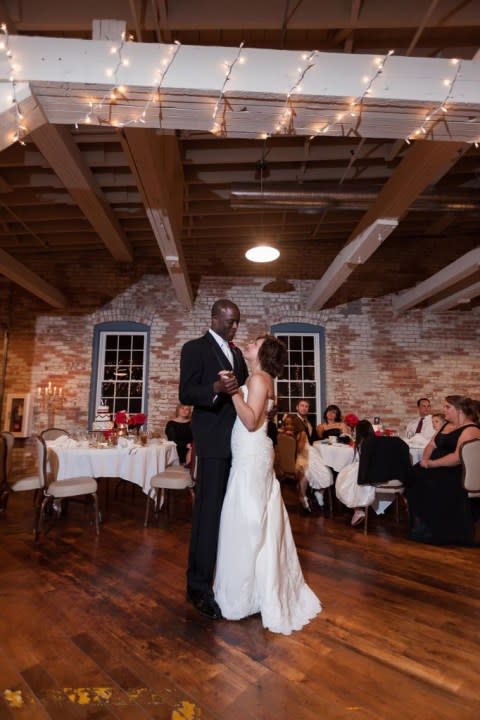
left=274, top=433, right=297, bottom=482
left=0, top=432, right=15, bottom=511
left=144, top=465, right=194, bottom=527
left=357, top=436, right=411, bottom=535
left=34, top=435, right=100, bottom=540
left=0, top=435, right=44, bottom=529
left=460, top=438, right=480, bottom=544
left=460, top=438, right=480, bottom=497
left=40, top=427, right=70, bottom=441
left=0, top=435, right=7, bottom=511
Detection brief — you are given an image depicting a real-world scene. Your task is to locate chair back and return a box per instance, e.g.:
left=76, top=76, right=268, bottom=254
left=0, top=431, right=14, bottom=476
left=0, top=435, right=6, bottom=487
left=460, top=439, right=480, bottom=496
left=34, top=435, right=49, bottom=488
left=358, top=435, right=411, bottom=486
left=41, top=428, right=70, bottom=441
left=274, top=432, right=297, bottom=480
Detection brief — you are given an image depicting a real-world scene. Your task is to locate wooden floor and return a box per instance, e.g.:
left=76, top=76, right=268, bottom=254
left=1, top=482, right=479, bottom=720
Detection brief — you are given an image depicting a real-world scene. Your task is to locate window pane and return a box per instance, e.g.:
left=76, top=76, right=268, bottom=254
left=105, top=336, right=117, bottom=350
left=132, top=336, right=144, bottom=350
left=118, top=336, right=131, bottom=350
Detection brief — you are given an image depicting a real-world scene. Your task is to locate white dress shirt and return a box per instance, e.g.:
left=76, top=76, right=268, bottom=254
left=405, top=414, right=435, bottom=441
left=209, top=328, right=234, bottom=366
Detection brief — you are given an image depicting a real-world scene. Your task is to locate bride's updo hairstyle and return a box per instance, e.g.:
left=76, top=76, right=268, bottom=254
left=257, top=334, right=287, bottom=378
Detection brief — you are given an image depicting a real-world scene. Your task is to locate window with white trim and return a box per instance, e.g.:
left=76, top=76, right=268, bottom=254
left=91, top=323, right=149, bottom=422
left=272, top=323, right=325, bottom=427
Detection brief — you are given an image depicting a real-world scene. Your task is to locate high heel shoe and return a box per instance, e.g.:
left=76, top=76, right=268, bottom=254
left=351, top=509, right=365, bottom=527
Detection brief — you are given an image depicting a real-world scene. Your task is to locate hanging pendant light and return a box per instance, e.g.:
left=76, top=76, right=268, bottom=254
left=245, top=245, right=280, bottom=262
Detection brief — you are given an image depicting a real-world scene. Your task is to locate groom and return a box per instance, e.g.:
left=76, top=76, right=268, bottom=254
left=179, top=299, right=248, bottom=619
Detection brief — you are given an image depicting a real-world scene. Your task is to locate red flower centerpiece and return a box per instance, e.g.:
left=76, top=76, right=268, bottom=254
left=344, top=412, right=359, bottom=429
left=128, top=412, right=147, bottom=435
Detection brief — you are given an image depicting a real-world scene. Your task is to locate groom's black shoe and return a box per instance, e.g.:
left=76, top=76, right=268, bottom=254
left=186, top=588, right=223, bottom=620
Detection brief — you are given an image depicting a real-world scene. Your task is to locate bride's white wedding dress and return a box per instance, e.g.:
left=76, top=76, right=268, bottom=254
left=213, top=386, right=321, bottom=635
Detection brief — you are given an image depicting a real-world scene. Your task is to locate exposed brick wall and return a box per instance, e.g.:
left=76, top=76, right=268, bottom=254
left=1, top=273, right=479, bottom=438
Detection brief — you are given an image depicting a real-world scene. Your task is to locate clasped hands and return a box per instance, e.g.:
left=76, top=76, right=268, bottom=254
left=214, top=370, right=239, bottom=396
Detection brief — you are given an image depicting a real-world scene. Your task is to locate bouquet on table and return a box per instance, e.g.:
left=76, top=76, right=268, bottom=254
left=344, top=412, right=360, bottom=437
left=114, top=411, right=147, bottom=435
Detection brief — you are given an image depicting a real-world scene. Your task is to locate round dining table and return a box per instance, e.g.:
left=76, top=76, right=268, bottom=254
left=47, top=440, right=179, bottom=496
left=311, top=441, right=355, bottom=472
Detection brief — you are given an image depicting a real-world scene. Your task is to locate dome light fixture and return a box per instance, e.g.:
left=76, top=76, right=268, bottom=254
left=245, top=245, right=280, bottom=263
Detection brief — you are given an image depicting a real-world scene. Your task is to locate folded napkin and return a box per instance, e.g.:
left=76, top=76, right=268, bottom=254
left=45, top=435, right=79, bottom=449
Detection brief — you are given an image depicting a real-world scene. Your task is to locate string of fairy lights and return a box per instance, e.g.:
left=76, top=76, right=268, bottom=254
left=211, top=42, right=245, bottom=135
left=0, top=23, right=478, bottom=148
left=310, top=49, right=395, bottom=139
left=0, top=23, right=28, bottom=145
left=273, top=50, right=318, bottom=135
left=405, top=58, right=465, bottom=144
left=77, top=34, right=182, bottom=129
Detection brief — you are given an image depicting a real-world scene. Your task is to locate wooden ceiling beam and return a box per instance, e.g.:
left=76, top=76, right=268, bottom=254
left=307, top=140, right=468, bottom=309
left=0, top=246, right=67, bottom=307
left=120, top=128, right=193, bottom=309
left=29, top=124, right=133, bottom=262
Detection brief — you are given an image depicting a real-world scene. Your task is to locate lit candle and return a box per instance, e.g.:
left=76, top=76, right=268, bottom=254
left=37, top=387, right=42, bottom=398
left=48, top=381, right=52, bottom=392
left=59, top=387, right=63, bottom=397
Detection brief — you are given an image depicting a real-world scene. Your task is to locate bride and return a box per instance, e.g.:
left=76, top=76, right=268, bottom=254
left=213, top=334, right=321, bottom=635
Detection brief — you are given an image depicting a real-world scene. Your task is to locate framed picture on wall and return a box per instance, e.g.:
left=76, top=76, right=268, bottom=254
left=3, top=393, right=32, bottom=438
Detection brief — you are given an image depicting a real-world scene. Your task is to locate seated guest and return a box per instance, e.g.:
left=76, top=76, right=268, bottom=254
left=405, top=397, right=435, bottom=441
left=431, top=412, right=447, bottom=433
left=406, top=395, right=480, bottom=545
left=165, top=403, right=193, bottom=465
left=316, top=404, right=349, bottom=439
left=283, top=399, right=318, bottom=444
left=336, top=419, right=376, bottom=526
left=279, top=417, right=331, bottom=514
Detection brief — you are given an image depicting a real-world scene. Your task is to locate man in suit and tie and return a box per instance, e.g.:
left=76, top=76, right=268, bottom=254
left=180, top=299, right=248, bottom=619
left=405, top=397, right=435, bottom=441
left=283, top=399, right=318, bottom=445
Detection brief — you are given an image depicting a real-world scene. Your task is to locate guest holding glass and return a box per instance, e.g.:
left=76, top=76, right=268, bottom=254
left=316, top=405, right=349, bottom=440
left=165, top=403, right=193, bottom=465
left=406, top=395, right=480, bottom=545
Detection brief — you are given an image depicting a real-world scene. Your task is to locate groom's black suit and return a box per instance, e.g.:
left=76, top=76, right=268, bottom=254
left=180, top=331, right=248, bottom=595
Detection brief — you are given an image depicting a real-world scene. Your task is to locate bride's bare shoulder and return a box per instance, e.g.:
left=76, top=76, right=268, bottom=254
left=247, top=371, right=271, bottom=390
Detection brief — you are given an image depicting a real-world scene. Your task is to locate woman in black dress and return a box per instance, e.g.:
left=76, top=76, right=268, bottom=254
left=406, top=395, right=480, bottom=545
left=165, top=403, right=193, bottom=465
left=316, top=404, right=349, bottom=440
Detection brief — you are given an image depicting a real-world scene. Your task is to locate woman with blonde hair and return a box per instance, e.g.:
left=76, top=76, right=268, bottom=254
left=165, top=403, right=193, bottom=465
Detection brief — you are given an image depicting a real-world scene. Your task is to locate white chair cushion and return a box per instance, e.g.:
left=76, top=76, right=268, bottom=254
left=47, top=477, right=98, bottom=498
left=150, top=469, right=193, bottom=490
left=11, top=475, right=43, bottom=492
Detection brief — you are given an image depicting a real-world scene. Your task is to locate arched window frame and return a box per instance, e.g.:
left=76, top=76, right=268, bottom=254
left=271, top=322, right=326, bottom=426
left=90, top=321, right=150, bottom=426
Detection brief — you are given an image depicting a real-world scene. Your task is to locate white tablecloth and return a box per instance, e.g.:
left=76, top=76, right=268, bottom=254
left=48, top=441, right=179, bottom=495
left=408, top=445, right=425, bottom=465
left=311, top=441, right=355, bottom=472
